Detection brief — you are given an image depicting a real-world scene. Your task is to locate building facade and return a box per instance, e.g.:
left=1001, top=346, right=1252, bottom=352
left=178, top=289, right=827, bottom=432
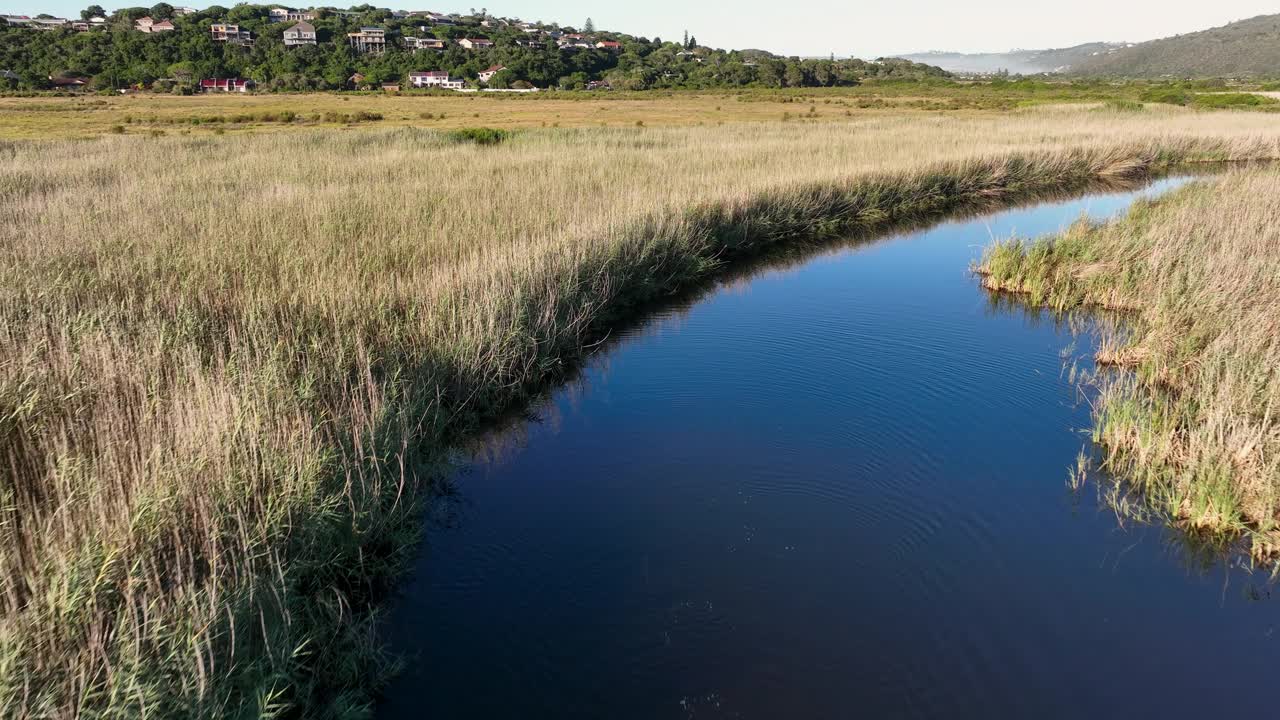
left=282, top=21, right=316, bottom=45
left=347, top=27, right=386, bottom=54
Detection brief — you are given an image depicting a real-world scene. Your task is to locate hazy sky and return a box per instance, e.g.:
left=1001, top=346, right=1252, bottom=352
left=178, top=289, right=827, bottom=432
left=11, top=0, right=1280, bottom=57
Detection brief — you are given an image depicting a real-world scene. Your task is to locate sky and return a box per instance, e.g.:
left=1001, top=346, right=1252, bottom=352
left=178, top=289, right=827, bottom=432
left=10, top=0, right=1280, bottom=57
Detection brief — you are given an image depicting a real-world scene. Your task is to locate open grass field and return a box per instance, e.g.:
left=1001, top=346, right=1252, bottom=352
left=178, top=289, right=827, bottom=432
left=4, top=104, right=1280, bottom=717
left=0, top=81, right=1264, bottom=139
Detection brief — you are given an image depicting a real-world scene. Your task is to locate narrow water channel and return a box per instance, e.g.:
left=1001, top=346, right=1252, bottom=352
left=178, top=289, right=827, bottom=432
left=380, top=179, right=1279, bottom=719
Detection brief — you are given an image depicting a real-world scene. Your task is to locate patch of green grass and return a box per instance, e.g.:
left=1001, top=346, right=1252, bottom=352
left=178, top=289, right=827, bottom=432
left=1193, top=92, right=1278, bottom=109
left=444, top=127, right=511, bottom=145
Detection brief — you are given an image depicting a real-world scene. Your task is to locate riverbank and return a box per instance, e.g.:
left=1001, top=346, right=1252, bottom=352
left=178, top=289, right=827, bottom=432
left=4, top=112, right=1280, bottom=717
left=977, top=168, right=1280, bottom=558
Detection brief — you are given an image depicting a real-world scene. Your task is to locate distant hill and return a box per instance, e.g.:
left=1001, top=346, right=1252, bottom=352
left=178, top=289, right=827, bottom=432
left=894, top=43, right=1124, bottom=76
left=1071, top=14, right=1280, bottom=77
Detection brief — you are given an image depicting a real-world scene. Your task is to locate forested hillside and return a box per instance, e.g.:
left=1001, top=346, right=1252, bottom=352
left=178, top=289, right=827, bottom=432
left=0, top=5, right=950, bottom=91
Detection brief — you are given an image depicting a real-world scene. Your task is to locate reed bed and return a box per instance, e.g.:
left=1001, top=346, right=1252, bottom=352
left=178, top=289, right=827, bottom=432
left=978, top=168, right=1280, bottom=558
left=4, top=110, right=1280, bottom=718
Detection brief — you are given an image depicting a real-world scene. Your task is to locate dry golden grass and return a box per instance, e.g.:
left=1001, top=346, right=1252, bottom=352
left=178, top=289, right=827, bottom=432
left=978, top=168, right=1280, bottom=555
left=4, top=108, right=1280, bottom=717
left=0, top=90, right=928, bottom=139
left=0, top=86, right=1225, bottom=140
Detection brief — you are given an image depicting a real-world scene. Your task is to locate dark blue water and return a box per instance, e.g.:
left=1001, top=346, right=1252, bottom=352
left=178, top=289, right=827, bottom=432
left=381, top=181, right=1280, bottom=719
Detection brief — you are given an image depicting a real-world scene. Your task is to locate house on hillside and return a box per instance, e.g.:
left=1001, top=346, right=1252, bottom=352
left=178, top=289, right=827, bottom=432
left=478, top=64, right=505, bottom=83
left=409, top=70, right=464, bottom=90
left=282, top=21, right=316, bottom=46
left=211, top=23, right=253, bottom=45
left=347, top=72, right=366, bottom=89
left=457, top=37, right=493, bottom=50
left=49, top=74, right=90, bottom=90
left=29, top=17, right=69, bottom=29
left=403, top=36, right=446, bottom=51
left=557, top=34, right=594, bottom=49
left=596, top=40, right=621, bottom=51
left=200, top=77, right=255, bottom=92
left=270, top=7, right=315, bottom=22
left=173, top=6, right=197, bottom=15
left=347, top=27, right=386, bottom=54
left=0, top=15, right=33, bottom=27
left=381, top=82, right=401, bottom=92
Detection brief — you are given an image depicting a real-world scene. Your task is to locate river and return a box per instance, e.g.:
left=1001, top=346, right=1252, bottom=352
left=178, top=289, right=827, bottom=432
left=379, top=178, right=1279, bottom=719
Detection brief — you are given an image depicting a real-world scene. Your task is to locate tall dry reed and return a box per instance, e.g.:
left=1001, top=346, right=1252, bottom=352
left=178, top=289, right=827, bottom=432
left=3, top=110, right=1280, bottom=717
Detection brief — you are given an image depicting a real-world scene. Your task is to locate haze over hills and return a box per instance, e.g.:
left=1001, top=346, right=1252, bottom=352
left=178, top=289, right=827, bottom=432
left=1072, top=14, right=1280, bottom=77
left=898, top=13, right=1280, bottom=78
left=894, top=43, right=1126, bottom=76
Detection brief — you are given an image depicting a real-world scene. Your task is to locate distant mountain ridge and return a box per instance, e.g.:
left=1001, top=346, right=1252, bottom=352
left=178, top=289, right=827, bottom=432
left=893, top=43, right=1125, bottom=76
left=897, top=13, right=1280, bottom=78
left=1072, top=14, right=1280, bottom=77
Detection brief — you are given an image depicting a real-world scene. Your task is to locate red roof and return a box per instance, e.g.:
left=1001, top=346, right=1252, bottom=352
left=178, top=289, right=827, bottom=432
left=484, top=64, right=505, bottom=72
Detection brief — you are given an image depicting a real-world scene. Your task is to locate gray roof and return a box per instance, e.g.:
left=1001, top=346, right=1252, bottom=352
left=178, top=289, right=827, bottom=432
left=285, top=21, right=315, bottom=32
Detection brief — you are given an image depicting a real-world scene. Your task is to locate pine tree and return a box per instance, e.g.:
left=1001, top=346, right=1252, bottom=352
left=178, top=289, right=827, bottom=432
left=584, top=17, right=595, bottom=33
left=682, top=30, right=688, bottom=48
left=688, top=35, right=697, bottom=49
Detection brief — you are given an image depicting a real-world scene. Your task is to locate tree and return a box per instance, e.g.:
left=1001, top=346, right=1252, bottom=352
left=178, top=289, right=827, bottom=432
left=682, top=30, right=688, bottom=48
left=81, top=5, right=106, bottom=20
left=583, top=17, right=594, bottom=33
left=783, top=61, right=805, bottom=87
left=687, top=35, right=697, bottom=49
left=149, top=2, right=174, bottom=20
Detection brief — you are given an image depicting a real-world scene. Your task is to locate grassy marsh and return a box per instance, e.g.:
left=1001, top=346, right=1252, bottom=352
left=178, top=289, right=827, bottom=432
left=977, top=169, right=1280, bottom=557
left=4, top=110, right=1280, bottom=717
left=2, top=82, right=1278, bottom=139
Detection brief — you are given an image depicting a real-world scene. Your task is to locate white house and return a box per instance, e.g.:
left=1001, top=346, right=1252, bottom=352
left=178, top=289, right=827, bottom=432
left=270, top=7, right=315, bottom=22
left=29, top=16, right=69, bottom=29
left=282, top=20, right=316, bottom=45
left=478, top=64, right=506, bottom=83
left=403, top=36, right=446, bottom=51
left=457, top=37, right=494, bottom=50
left=409, top=70, right=464, bottom=90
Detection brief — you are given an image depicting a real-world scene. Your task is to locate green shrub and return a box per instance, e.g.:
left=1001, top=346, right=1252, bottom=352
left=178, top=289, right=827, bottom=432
left=1098, top=99, right=1145, bottom=112
left=1139, top=88, right=1192, bottom=106
left=108, top=124, right=124, bottom=134
left=1193, top=92, right=1277, bottom=109
left=445, top=127, right=510, bottom=145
